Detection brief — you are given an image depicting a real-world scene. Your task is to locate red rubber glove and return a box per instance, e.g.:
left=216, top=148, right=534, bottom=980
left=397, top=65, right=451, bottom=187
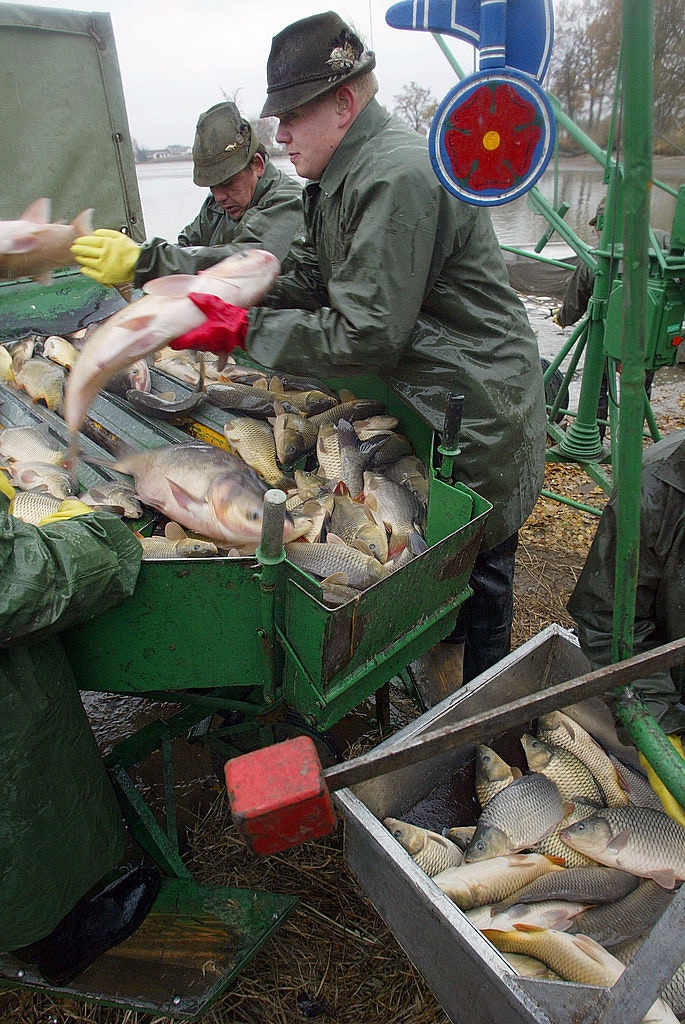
left=169, top=293, right=249, bottom=354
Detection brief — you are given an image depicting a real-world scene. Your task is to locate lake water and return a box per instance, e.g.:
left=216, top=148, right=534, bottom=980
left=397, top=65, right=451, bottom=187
left=136, top=154, right=683, bottom=248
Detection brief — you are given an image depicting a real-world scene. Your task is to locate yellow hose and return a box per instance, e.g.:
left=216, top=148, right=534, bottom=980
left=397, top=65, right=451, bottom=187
left=639, top=734, right=685, bottom=826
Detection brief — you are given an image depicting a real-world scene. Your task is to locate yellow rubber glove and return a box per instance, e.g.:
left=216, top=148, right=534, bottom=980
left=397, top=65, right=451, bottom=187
left=639, top=734, right=685, bottom=827
left=70, top=228, right=140, bottom=285
left=0, top=469, right=16, bottom=500
left=37, top=498, right=94, bottom=526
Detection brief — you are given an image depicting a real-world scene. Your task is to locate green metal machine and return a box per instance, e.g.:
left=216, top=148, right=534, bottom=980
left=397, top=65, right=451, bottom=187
left=434, top=1, right=685, bottom=807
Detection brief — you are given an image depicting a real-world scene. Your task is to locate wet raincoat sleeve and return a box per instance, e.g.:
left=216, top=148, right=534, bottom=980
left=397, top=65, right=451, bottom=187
left=557, top=262, right=595, bottom=328
left=133, top=164, right=303, bottom=286
left=567, top=430, right=685, bottom=731
left=246, top=160, right=446, bottom=377
left=0, top=499, right=142, bottom=646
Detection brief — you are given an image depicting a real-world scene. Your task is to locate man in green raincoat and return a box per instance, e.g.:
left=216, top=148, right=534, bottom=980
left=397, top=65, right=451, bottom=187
left=568, top=428, right=685, bottom=733
left=71, top=101, right=303, bottom=287
left=0, top=472, right=159, bottom=986
left=167, top=13, right=547, bottom=688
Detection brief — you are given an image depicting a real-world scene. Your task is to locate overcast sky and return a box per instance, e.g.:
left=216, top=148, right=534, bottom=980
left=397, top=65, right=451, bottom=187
left=7, top=0, right=476, bottom=150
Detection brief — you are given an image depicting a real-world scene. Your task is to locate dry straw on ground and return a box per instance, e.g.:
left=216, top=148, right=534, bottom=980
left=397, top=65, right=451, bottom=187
left=2, top=380, right=682, bottom=1024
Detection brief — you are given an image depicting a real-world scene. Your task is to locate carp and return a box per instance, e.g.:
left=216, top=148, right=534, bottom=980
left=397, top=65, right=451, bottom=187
left=96, top=441, right=299, bottom=547
left=383, top=817, right=463, bottom=876
left=432, top=852, right=564, bottom=911
left=464, top=773, right=566, bottom=862
left=475, top=744, right=522, bottom=809
left=63, top=248, right=280, bottom=445
left=0, top=198, right=93, bottom=285
left=559, top=805, right=685, bottom=888
left=138, top=522, right=219, bottom=559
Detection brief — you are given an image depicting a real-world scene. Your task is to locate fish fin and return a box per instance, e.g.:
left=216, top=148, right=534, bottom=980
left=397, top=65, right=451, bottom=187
left=72, top=208, right=94, bottom=235
left=408, top=530, right=429, bottom=555
left=273, top=401, right=287, bottom=417
left=511, top=767, right=523, bottom=780
left=253, top=378, right=269, bottom=390
left=648, top=868, right=677, bottom=889
left=164, top=521, right=188, bottom=541
left=270, top=376, right=284, bottom=394
left=606, top=828, right=633, bottom=855
left=142, top=274, right=200, bottom=297
left=333, top=480, right=351, bottom=497
left=124, top=314, right=163, bottom=336
left=351, top=538, right=374, bottom=557
left=570, top=933, right=616, bottom=963
left=543, top=854, right=566, bottom=866
left=21, top=198, right=51, bottom=223
left=337, top=388, right=356, bottom=402
left=321, top=571, right=351, bottom=587
left=562, top=801, right=576, bottom=816
left=165, top=478, right=203, bottom=512
left=158, top=391, right=177, bottom=401
left=325, top=533, right=346, bottom=546
left=512, top=924, right=546, bottom=934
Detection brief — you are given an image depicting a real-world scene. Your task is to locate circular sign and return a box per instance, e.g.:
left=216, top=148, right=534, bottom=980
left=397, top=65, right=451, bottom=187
left=429, top=68, right=556, bottom=206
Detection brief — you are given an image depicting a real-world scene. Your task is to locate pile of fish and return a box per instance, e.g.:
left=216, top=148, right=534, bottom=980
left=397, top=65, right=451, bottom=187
left=1, top=300, right=432, bottom=598
left=383, top=707, right=685, bottom=1022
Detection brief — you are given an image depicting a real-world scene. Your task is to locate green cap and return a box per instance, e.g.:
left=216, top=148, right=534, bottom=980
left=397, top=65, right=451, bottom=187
left=192, top=102, right=259, bottom=187
left=261, top=12, right=375, bottom=118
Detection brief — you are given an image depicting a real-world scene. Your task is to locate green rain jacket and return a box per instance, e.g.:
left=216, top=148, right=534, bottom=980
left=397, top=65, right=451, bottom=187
left=246, top=100, right=546, bottom=549
left=568, top=428, right=685, bottom=732
left=0, top=498, right=142, bottom=951
left=132, top=161, right=303, bottom=287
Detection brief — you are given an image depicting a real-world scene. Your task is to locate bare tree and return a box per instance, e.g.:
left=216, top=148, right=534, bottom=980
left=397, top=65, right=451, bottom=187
left=547, top=0, right=683, bottom=152
left=393, top=81, right=438, bottom=136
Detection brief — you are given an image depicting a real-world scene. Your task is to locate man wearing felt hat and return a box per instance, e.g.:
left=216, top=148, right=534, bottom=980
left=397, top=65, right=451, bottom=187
left=71, top=100, right=302, bottom=287
left=169, top=11, right=547, bottom=695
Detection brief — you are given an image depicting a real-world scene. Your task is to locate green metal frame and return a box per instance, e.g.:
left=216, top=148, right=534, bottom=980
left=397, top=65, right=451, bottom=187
left=434, top=6, right=685, bottom=807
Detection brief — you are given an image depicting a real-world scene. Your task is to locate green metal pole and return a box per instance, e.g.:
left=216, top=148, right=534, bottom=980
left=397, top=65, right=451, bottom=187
left=613, top=0, right=685, bottom=809
left=612, top=0, right=651, bottom=663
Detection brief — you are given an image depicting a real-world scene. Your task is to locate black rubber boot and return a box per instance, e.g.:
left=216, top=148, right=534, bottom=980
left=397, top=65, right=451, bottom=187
left=14, top=865, right=161, bottom=987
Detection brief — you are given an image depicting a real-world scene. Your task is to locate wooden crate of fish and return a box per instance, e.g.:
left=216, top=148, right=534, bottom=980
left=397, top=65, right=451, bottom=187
left=335, top=625, right=685, bottom=1024
left=0, top=324, right=490, bottom=730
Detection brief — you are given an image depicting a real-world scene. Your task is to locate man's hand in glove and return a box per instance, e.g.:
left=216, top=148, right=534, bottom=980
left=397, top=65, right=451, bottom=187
left=71, top=228, right=141, bottom=285
left=169, top=293, right=249, bottom=354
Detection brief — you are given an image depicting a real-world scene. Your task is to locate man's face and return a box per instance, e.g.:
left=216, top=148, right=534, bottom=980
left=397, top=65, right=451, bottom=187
left=275, top=93, right=342, bottom=181
left=210, top=160, right=261, bottom=220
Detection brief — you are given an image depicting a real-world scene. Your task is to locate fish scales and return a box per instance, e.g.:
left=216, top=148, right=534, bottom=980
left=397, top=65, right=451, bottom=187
left=468, top=899, right=588, bottom=935
left=104, top=441, right=286, bottom=546
left=273, top=398, right=386, bottom=464
left=482, top=928, right=680, bottom=1021
left=432, top=853, right=565, bottom=911
left=531, top=799, right=602, bottom=867
left=497, top=865, right=639, bottom=910
left=9, top=490, right=62, bottom=524
left=560, top=805, right=685, bottom=887
left=329, top=493, right=388, bottom=563
left=568, top=878, right=674, bottom=948
left=384, top=818, right=463, bottom=876
left=0, top=425, right=67, bottom=465
left=475, top=744, right=522, bottom=808
left=223, top=416, right=294, bottom=491
left=464, top=772, right=565, bottom=862
left=13, top=357, right=66, bottom=413
left=284, top=539, right=390, bottom=590
left=537, top=710, right=630, bottom=806
left=521, top=733, right=605, bottom=804
left=8, top=462, right=76, bottom=500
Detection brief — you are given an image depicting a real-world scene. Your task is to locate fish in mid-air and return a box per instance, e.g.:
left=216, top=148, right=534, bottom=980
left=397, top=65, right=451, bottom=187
left=63, top=248, right=280, bottom=446
left=0, top=198, right=93, bottom=285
